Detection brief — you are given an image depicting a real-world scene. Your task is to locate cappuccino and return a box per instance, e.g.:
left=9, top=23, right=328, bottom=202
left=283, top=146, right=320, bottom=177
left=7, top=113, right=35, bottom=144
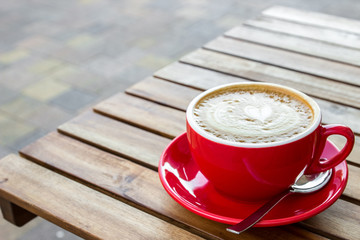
left=193, top=85, right=314, bottom=144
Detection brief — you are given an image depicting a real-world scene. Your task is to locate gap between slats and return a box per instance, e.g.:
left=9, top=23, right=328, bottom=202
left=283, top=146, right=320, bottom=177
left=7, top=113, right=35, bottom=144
left=245, top=17, right=360, bottom=51
left=204, top=37, right=360, bottom=88
left=224, top=25, right=360, bottom=68
left=93, top=92, right=186, bottom=139
left=262, top=6, right=360, bottom=35
left=179, top=50, right=360, bottom=111
left=57, top=110, right=171, bottom=171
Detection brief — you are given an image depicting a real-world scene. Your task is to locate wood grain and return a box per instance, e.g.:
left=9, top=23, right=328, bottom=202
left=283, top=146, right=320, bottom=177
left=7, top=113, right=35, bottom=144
left=0, top=154, right=202, bottom=240
left=180, top=49, right=360, bottom=134
left=301, top=199, right=360, bottom=240
left=126, top=77, right=202, bottom=111
left=225, top=25, right=360, bottom=67
left=19, top=132, right=330, bottom=240
left=58, top=110, right=171, bottom=170
left=94, top=92, right=186, bottom=139
left=345, top=164, right=360, bottom=203
left=245, top=17, right=360, bottom=50
left=314, top=98, right=360, bottom=136
left=205, top=36, right=360, bottom=87
left=155, top=62, right=246, bottom=89
left=263, top=6, right=360, bottom=35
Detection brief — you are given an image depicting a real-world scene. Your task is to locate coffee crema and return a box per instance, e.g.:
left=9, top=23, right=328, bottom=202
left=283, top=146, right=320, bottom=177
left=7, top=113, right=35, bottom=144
left=193, top=86, right=314, bottom=144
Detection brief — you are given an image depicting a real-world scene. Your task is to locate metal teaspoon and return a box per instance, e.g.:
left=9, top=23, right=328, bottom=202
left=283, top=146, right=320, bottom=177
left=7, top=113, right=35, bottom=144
left=227, top=169, right=332, bottom=234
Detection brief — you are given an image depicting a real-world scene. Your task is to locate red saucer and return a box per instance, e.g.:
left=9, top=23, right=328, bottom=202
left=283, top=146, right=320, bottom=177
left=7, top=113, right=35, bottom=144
left=158, top=133, right=348, bottom=227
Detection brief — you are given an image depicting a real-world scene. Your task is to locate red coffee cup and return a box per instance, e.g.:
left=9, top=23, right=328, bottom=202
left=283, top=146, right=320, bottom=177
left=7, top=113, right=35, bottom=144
left=186, top=82, right=354, bottom=201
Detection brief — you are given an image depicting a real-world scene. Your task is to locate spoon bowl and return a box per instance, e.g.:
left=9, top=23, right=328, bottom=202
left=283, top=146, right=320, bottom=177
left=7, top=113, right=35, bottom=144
left=227, top=169, right=332, bottom=234
left=292, top=169, right=332, bottom=193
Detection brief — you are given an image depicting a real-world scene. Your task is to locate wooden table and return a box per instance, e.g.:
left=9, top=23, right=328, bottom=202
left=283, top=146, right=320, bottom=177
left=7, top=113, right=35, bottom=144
left=1, top=6, right=360, bottom=240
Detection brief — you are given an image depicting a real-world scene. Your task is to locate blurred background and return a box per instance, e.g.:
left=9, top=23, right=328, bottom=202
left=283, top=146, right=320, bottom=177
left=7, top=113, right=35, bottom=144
left=0, top=0, right=359, bottom=239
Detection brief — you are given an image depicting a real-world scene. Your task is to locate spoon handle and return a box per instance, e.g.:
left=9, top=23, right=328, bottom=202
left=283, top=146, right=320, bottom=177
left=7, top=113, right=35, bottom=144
left=227, top=189, right=293, bottom=234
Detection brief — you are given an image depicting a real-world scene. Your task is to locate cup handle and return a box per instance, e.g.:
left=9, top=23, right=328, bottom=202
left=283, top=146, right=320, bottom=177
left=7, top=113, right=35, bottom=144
left=305, top=124, right=354, bottom=174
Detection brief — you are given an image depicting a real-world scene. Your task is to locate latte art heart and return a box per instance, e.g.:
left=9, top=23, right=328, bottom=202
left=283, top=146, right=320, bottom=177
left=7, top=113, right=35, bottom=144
left=193, top=87, right=313, bottom=143
left=244, top=105, right=272, bottom=122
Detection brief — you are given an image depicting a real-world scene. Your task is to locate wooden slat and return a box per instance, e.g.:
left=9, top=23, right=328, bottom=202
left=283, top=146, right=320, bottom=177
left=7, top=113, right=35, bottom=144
left=0, top=154, right=202, bottom=240
left=155, top=62, right=247, bottom=89
left=205, top=36, right=360, bottom=87
left=20, top=132, right=326, bottom=240
left=225, top=25, right=360, bottom=67
left=180, top=49, right=360, bottom=134
left=315, top=98, right=360, bottom=136
left=126, top=78, right=196, bottom=111
left=57, top=110, right=171, bottom=170
left=94, top=93, right=185, bottom=139
left=301, top=199, right=360, bottom=240
left=126, top=77, right=202, bottom=111
left=245, top=17, right=360, bottom=50
left=346, top=164, right=360, bottom=202
left=263, top=6, right=360, bottom=35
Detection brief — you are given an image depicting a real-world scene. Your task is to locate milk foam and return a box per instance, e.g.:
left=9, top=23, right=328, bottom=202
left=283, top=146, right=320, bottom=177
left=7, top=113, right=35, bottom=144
left=193, top=88, right=313, bottom=143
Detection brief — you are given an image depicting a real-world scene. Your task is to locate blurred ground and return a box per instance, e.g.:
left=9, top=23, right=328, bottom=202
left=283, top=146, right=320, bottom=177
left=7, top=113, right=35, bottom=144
left=0, top=0, right=359, bottom=239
